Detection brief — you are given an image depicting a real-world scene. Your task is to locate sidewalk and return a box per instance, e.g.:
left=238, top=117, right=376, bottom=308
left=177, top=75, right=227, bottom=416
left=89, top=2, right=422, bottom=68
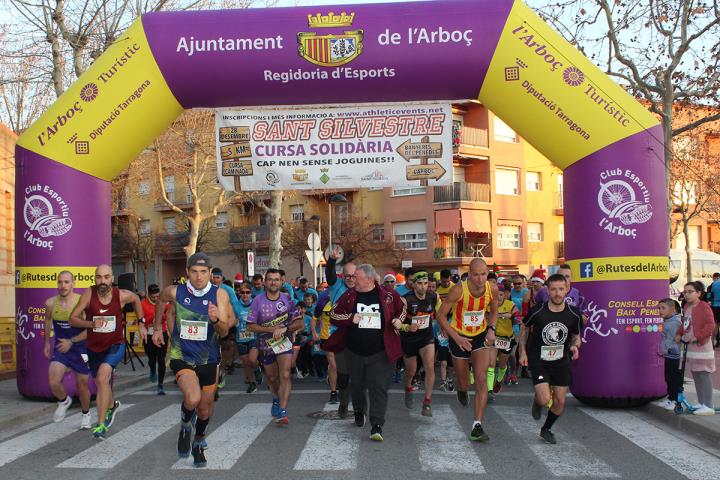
left=642, top=348, right=720, bottom=443
left=0, top=359, right=149, bottom=433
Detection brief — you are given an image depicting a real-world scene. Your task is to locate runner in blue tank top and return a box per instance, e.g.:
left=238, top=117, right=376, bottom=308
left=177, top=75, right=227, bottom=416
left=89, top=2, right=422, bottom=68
left=151, top=252, right=233, bottom=468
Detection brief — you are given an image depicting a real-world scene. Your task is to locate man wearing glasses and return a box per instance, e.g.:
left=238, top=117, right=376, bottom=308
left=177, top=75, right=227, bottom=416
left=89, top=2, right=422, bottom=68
left=236, top=286, right=261, bottom=393
left=383, top=273, right=396, bottom=288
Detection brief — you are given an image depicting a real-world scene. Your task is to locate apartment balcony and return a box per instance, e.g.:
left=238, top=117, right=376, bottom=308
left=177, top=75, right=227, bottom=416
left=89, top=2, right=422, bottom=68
left=554, top=191, right=564, bottom=216
left=111, top=207, right=131, bottom=217
left=460, top=125, right=489, bottom=148
left=154, top=199, right=194, bottom=212
left=155, top=232, right=189, bottom=255
left=230, top=225, right=271, bottom=249
left=433, top=182, right=491, bottom=204
left=431, top=234, right=493, bottom=266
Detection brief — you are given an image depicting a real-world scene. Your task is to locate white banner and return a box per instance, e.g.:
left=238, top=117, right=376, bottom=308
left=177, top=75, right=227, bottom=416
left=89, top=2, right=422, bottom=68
left=215, top=103, right=453, bottom=191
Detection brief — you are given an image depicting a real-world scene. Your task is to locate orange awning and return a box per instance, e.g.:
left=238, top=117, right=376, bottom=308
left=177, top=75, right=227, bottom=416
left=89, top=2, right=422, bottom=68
left=435, top=209, right=461, bottom=233
left=461, top=209, right=491, bottom=233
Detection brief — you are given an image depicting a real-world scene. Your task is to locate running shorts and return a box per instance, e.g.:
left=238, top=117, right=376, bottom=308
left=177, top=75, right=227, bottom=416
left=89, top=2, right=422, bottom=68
left=529, top=360, right=572, bottom=387
left=170, top=360, right=219, bottom=389
left=87, top=343, right=125, bottom=377
left=401, top=332, right=435, bottom=358
left=51, top=346, right=90, bottom=375
left=449, top=330, right=490, bottom=359
left=236, top=340, right=257, bottom=356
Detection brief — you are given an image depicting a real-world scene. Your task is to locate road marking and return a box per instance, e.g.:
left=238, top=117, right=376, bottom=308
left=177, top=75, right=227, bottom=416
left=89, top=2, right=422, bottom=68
left=495, top=406, right=618, bottom=477
left=413, top=404, right=485, bottom=473
left=57, top=404, right=177, bottom=469
left=129, top=389, right=534, bottom=397
left=0, top=405, right=132, bottom=468
left=583, top=408, right=720, bottom=480
left=294, top=402, right=359, bottom=470
left=172, top=403, right=270, bottom=470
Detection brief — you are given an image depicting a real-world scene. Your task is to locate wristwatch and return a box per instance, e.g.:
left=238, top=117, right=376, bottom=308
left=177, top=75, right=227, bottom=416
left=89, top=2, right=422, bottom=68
left=488, top=325, right=496, bottom=331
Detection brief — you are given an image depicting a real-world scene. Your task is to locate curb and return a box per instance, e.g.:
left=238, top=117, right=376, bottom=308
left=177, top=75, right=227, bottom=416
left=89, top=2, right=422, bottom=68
left=642, top=403, right=720, bottom=443
left=0, top=374, right=149, bottom=432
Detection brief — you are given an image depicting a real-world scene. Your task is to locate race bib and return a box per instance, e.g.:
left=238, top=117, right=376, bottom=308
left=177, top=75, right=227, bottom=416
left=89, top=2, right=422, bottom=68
left=463, top=311, right=485, bottom=329
left=147, top=326, right=155, bottom=335
left=313, top=343, right=322, bottom=353
left=541, top=345, right=564, bottom=361
left=437, top=330, right=448, bottom=341
left=358, top=312, right=381, bottom=329
left=92, top=316, right=116, bottom=333
left=495, top=337, right=511, bottom=350
left=179, top=319, right=208, bottom=341
left=411, top=315, right=431, bottom=329
left=266, top=337, right=292, bottom=354
left=237, top=331, right=254, bottom=340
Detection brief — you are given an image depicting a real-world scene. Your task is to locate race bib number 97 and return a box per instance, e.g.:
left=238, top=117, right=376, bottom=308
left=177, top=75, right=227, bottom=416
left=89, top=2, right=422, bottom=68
left=92, top=316, right=116, bottom=333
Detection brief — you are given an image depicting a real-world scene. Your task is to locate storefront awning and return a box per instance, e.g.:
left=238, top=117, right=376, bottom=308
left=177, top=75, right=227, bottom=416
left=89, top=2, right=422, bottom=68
left=435, top=209, right=460, bottom=233
left=461, top=209, right=491, bottom=233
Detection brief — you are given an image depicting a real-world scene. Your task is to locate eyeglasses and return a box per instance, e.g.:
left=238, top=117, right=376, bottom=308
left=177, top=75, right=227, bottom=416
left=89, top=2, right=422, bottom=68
left=240, top=291, right=252, bottom=294
left=513, top=283, right=522, bottom=286
left=344, top=274, right=356, bottom=279
left=384, top=280, right=395, bottom=284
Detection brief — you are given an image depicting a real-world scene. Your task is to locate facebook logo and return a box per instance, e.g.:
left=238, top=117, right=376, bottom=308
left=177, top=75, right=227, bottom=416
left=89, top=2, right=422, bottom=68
left=580, top=262, right=593, bottom=278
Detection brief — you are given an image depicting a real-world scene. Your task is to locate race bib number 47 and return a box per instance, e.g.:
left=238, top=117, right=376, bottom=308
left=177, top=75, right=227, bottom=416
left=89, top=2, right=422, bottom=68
left=180, top=319, right=208, bottom=341
left=541, top=345, right=564, bottom=361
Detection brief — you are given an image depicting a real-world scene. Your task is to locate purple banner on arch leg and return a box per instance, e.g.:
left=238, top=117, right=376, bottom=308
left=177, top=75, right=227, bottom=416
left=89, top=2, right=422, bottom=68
left=565, top=125, right=668, bottom=401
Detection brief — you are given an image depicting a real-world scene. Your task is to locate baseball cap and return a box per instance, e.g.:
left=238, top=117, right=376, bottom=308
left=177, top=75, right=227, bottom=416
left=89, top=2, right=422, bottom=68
left=187, top=252, right=211, bottom=269
left=211, top=267, right=223, bottom=276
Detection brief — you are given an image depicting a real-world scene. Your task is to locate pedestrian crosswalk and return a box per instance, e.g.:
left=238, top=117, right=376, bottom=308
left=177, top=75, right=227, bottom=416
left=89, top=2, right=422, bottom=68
left=1, top=399, right=719, bottom=478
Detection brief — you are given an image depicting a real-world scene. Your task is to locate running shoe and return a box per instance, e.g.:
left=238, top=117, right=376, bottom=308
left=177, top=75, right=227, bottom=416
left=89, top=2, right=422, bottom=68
left=177, top=423, right=193, bottom=458
left=422, top=402, right=432, bottom=417
left=354, top=410, right=366, bottom=427
left=53, top=396, right=72, bottom=422
left=329, top=391, right=339, bottom=404
left=338, top=403, right=349, bottom=419
left=447, top=378, right=455, bottom=392
left=275, top=409, right=289, bottom=425
left=271, top=398, right=280, bottom=418
left=192, top=440, right=207, bottom=467
left=531, top=400, right=542, bottom=420
left=540, top=428, right=557, bottom=444
left=692, top=405, right=716, bottom=416
left=404, top=389, right=414, bottom=409
left=246, top=382, right=258, bottom=394
left=510, top=375, right=519, bottom=385
left=217, top=373, right=226, bottom=389
left=393, top=370, right=402, bottom=383
left=488, top=391, right=495, bottom=403
left=80, top=412, right=92, bottom=430
left=439, top=380, right=448, bottom=392
left=469, top=423, right=489, bottom=442
left=149, top=372, right=157, bottom=384
left=493, top=380, right=503, bottom=394
left=157, top=385, right=165, bottom=396
left=254, top=367, right=263, bottom=385
left=520, top=366, right=530, bottom=378
left=370, top=424, right=383, bottom=442
left=104, top=400, right=121, bottom=428
left=457, top=390, right=469, bottom=407
left=92, top=423, right=108, bottom=440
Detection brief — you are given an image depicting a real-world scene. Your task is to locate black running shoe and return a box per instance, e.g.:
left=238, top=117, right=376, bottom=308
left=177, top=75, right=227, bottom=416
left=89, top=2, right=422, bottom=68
left=338, top=403, right=349, bottom=419
left=531, top=400, right=542, bottom=420
left=540, top=428, right=557, bottom=444
left=177, top=423, right=192, bottom=458
left=329, top=391, right=339, bottom=404
left=192, top=440, right=207, bottom=467
left=354, top=410, right=366, bottom=427
left=370, top=424, right=383, bottom=442
left=469, top=423, right=489, bottom=442
left=457, top=390, right=469, bottom=407
left=246, top=382, right=258, bottom=394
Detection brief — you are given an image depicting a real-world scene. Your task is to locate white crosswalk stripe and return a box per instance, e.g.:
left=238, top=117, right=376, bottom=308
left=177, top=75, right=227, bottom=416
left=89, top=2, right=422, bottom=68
left=495, top=406, right=619, bottom=477
left=57, top=404, right=178, bottom=469
left=172, top=403, right=271, bottom=470
left=413, top=404, right=485, bottom=474
left=582, top=408, right=720, bottom=480
left=294, top=402, right=360, bottom=470
left=0, top=404, right=132, bottom=468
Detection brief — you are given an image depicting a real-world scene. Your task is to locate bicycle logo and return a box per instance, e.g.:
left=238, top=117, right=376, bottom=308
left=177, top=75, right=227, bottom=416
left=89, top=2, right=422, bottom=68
left=597, top=169, right=652, bottom=239
left=22, top=185, right=73, bottom=251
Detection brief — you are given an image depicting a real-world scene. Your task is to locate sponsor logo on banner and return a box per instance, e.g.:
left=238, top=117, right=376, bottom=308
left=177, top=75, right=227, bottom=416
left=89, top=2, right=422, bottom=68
left=361, top=170, right=388, bottom=182
left=298, top=12, right=363, bottom=67
left=292, top=169, right=309, bottom=181
left=266, top=170, right=280, bottom=186
left=597, top=168, right=653, bottom=239
left=22, top=184, right=73, bottom=251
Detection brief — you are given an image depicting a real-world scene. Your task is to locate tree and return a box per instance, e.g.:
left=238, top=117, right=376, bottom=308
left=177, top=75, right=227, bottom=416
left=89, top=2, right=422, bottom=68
left=531, top=1, right=720, bottom=208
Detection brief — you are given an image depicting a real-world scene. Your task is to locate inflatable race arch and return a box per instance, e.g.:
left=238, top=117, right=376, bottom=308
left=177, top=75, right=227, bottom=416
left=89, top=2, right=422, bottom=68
left=15, top=0, right=668, bottom=405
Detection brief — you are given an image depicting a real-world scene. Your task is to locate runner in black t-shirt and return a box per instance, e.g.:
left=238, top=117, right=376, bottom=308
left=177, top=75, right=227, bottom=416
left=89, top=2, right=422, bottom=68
left=401, top=271, right=438, bottom=417
left=519, top=273, right=582, bottom=445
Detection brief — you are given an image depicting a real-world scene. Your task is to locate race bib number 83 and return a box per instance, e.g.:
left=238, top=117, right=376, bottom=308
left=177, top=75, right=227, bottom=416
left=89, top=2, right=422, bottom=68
left=180, top=319, right=208, bottom=341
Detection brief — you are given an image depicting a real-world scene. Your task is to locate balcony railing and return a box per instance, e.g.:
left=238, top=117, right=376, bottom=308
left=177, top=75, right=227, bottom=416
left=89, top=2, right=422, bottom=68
left=230, top=225, right=271, bottom=248
left=461, top=126, right=489, bottom=148
left=434, top=235, right=493, bottom=259
left=433, top=182, right=491, bottom=203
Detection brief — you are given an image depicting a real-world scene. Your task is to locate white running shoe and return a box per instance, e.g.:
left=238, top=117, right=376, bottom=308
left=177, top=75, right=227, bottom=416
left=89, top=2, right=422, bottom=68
left=692, top=405, right=716, bottom=416
left=660, top=399, right=676, bottom=411
left=80, top=412, right=92, bottom=429
left=53, top=396, right=72, bottom=422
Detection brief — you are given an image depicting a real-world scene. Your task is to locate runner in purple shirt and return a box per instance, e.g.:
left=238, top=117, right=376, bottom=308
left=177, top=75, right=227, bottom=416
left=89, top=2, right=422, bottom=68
left=534, top=265, right=586, bottom=310
left=247, top=268, right=303, bottom=425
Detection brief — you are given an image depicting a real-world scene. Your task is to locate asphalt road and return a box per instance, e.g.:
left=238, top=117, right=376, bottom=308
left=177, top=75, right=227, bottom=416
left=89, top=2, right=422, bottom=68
left=1, top=369, right=719, bottom=480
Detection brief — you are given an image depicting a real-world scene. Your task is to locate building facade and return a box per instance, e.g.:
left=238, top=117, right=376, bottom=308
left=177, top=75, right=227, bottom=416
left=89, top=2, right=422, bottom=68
left=0, top=123, right=16, bottom=372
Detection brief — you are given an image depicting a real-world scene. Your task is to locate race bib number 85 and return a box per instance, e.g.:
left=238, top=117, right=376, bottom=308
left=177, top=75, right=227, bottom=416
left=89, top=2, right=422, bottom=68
left=463, top=311, right=485, bottom=329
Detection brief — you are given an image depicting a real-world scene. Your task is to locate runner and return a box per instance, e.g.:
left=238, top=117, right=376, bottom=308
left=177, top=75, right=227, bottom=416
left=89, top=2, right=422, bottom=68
left=235, top=285, right=261, bottom=393
left=246, top=268, right=304, bottom=425
left=436, top=258, right=498, bottom=442
left=400, top=271, right=439, bottom=417
left=139, top=284, right=169, bottom=395
left=43, top=271, right=91, bottom=428
left=152, top=252, right=233, bottom=467
left=70, top=264, right=143, bottom=439
left=211, top=268, right=240, bottom=391
left=436, top=269, right=453, bottom=300
left=519, top=273, right=582, bottom=444
left=488, top=286, right=519, bottom=398
left=434, top=317, right=454, bottom=391
left=534, top=264, right=585, bottom=310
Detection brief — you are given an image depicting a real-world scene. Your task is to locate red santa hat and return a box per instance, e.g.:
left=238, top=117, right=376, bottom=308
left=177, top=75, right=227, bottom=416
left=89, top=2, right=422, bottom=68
left=530, top=268, right=546, bottom=283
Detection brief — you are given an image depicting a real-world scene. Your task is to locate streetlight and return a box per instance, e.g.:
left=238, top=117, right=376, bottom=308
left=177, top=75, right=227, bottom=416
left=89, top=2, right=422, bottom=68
left=327, top=193, right=348, bottom=252
left=309, top=214, right=321, bottom=286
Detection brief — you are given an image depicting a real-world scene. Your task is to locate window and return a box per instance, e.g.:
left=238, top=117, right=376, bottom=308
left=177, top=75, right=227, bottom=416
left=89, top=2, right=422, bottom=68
left=493, top=116, right=518, bottom=143
left=164, top=217, right=176, bottom=234
left=557, top=173, right=564, bottom=208
left=290, top=204, right=304, bottom=222
left=675, top=226, right=701, bottom=250
left=526, top=171, right=541, bottom=191
left=371, top=224, right=385, bottom=242
left=139, top=219, right=151, bottom=236
left=185, top=181, right=193, bottom=204
left=138, top=180, right=150, bottom=196
left=215, top=212, right=228, bottom=229
left=392, top=186, right=426, bottom=196
left=559, top=224, right=565, bottom=241
left=393, top=220, right=427, bottom=250
left=259, top=213, right=269, bottom=226
left=453, top=166, right=466, bottom=183
left=164, top=175, right=175, bottom=202
left=497, top=224, right=521, bottom=249
left=495, top=167, right=520, bottom=195
left=528, top=222, right=543, bottom=242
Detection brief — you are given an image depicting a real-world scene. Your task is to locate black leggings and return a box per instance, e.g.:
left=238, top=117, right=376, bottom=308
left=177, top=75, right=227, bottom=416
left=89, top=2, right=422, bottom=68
left=144, top=332, right=169, bottom=384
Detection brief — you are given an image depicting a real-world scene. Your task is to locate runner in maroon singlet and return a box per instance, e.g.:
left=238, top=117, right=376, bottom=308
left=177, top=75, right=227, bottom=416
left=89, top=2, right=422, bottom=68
left=71, top=264, right=143, bottom=439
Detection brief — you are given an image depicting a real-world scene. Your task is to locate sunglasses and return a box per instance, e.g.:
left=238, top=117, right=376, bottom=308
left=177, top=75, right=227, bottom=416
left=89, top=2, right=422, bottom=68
left=239, top=291, right=252, bottom=294
left=384, top=280, right=395, bottom=283
left=513, top=282, right=522, bottom=286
